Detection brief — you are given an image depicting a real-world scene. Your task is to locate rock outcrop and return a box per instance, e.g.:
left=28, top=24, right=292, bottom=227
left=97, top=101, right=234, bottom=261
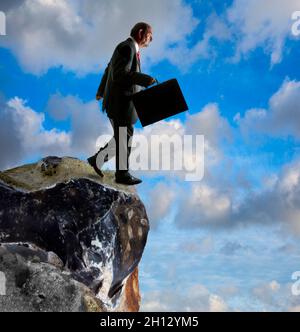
left=0, top=157, right=149, bottom=312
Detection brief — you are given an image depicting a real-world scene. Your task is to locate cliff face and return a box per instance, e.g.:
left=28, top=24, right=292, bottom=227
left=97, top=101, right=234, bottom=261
left=0, top=157, right=149, bottom=312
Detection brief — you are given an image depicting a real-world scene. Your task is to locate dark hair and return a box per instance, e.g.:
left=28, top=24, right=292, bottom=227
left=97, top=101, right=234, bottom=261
left=130, top=22, right=151, bottom=40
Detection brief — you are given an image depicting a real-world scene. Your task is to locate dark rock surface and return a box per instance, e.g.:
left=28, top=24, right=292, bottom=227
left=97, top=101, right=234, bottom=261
left=39, top=156, right=63, bottom=176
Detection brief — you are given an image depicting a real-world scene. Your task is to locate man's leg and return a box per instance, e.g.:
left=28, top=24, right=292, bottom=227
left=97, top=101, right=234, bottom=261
left=88, top=118, right=116, bottom=177
left=113, top=121, right=142, bottom=185
left=113, top=121, right=134, bottom=176
left=91, top=117, right=141, bottom=185
left=95, top=118, right=116, bottom=169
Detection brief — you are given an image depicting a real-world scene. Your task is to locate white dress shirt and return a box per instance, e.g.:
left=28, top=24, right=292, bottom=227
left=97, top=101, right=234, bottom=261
left=129, top=36, right=139, bottom=53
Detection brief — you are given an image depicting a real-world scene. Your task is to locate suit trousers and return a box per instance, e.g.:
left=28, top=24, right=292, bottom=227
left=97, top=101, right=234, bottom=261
left=96, top=117, right=134, bottom=175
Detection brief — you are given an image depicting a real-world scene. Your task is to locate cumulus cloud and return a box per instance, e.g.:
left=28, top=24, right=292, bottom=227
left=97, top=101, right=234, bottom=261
left=137, top=100, right=300, bottom=232
left=1, top=84, right=299, bottom=236
left=0, top=96, right=70, bottom=170
left=141, top=284, right=229, bottom=312
left=226, top=0, right=299, bottom=65
left=175, top=182, right=232, bottom=228
left=251, top=280, right=300, bottom=311
left=133, top=103, right=234, bottom=228
left=164, top=12, right=232, bottom=71
left=1, top=0, right=297, bottom=75
left=0, top=0, right=202, bottom=75
left=46, top=93, right=111, bottom=155
left=235, top=79, right=300, bottom=139
left=0, top=94, right=112, bottom=170
left=132, top=119, right=188, bottom=179
left=0, top=93, right=231, bottom=180
left=144, top=181, right=177, bottom=229
left=132, top=102, right=232, bottom=183
left=185, top=103, right=232, bottom=165
left=252, top=280, right=283, bottom=310
left=175, top=157, right=300, bottom=234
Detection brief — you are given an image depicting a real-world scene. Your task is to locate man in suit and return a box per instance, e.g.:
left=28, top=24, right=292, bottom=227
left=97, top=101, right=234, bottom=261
left=88, top=22, right=156, bottom=185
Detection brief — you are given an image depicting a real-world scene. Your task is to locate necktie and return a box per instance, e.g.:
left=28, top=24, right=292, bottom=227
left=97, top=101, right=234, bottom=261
left=137, top=51, right=140, bottom=63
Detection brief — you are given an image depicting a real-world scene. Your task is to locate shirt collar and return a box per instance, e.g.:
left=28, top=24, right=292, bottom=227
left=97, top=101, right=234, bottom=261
left=129, top=36, right=139, bottom=53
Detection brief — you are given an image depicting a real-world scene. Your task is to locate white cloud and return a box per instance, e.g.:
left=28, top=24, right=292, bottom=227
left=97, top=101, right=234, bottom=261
left=209, top=294, right=228, bottom=312
left=164, top=12, right=232, bottom=71
left=268, top=79, right=300, bottom=136
left=252, top=281, right=281, bottom=308
left=1, top=0, right=298, bottom=75
left=144, top=182, right=177, bottom=229
left=0, top=0, right=200, bottom=75
left=46, top=93, right=111, bottom=155
left=1, top=87, right=300, bottom=237
left=175, top=157, right=300, bottom=234
left=252, top=280, right=300, bottom=311
left=133, top=103, right=234, bottom=229
left=132, top=119, right=187, bottom=178
left=132, top=103, right=232, bottom=182
left=233, top=159, right=300, bottom=234
left=235, top=79, right=300, bottom=139
left=0, top=96, right=70, bottom=170
left=7, top=97, right=70, bottom=152
left=176, top=183, right=232, bottom=228
left=0, top=94, right=112, bottom=170
left=185, top=103, right=232, bottom=166
left=141, top=284, right=229, bottom=312
left=135, top=98, right=297, bottom=232
left=0, top=95, right=230, bottom=181
left=226, top=0, right=299, bottom=65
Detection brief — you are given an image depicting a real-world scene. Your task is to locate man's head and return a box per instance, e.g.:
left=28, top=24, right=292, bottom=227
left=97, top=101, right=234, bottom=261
left=130, top=22, right=153, bottom=48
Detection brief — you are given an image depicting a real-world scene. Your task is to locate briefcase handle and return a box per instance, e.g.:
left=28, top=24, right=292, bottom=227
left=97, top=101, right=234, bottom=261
left=145, top=79, right=159, bottom=90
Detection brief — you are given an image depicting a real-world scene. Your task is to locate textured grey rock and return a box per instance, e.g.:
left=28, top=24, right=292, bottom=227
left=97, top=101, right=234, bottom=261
left=0, top=245, right=103, bottom=312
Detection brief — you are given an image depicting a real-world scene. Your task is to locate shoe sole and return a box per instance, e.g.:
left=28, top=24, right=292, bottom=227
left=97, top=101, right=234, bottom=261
left=115, top=178, right=142, bottom=186
left=115, top=181, right=142, bottom=186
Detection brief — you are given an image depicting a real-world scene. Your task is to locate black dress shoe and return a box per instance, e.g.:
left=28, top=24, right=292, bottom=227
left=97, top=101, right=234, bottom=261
left=87, top=155, right=104, bottom=178
left=115, top=173, right=142, bottom=186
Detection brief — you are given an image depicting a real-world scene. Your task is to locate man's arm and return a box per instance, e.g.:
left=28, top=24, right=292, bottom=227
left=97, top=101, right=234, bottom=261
left=112, top=44, right=154, bottom=87
left=96, top=62, right=110, bottom=99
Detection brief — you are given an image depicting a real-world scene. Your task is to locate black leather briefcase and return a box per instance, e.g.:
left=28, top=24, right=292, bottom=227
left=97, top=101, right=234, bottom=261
left=131, top=78, right=189, bottom=127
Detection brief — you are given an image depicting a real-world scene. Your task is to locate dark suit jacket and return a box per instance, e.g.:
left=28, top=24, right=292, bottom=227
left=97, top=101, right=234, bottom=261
left=97, top=37, right=153, bottom=125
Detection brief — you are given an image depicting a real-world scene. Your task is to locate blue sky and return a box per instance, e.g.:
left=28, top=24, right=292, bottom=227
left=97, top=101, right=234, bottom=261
left=1, top=0, right=300, bottom=311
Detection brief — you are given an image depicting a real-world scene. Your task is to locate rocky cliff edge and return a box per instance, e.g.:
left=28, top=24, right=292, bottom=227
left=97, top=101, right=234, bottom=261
left=0, top=156, right=150, bottom=312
